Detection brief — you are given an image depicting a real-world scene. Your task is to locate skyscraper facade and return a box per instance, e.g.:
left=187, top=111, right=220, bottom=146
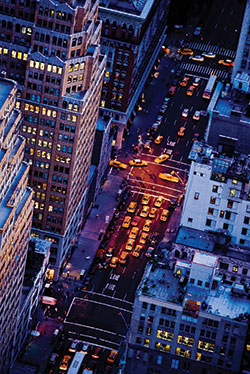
left=0, top=0, right=105, bottom=279
left=98, top=0, right=169, bottom=148
left=0, top=76, right=33, bottom=373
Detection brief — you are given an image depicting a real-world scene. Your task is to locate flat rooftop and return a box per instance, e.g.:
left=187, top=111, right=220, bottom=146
left=99, top=0, right=153, bottom=18
left=0, top=78, right=14, bottom=109
left=138, top=263, right=250, bottom=320
left=176, top=226, right=215, bottom=252
left=193, top=251, right=218, bottom=268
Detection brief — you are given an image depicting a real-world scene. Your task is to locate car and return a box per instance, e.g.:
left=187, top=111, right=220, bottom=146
left=193, top=26, right=202, bottom=36
left=122, top=216, right=131, bottom=228
left=59, top=355, right=71, bottom=371
left=149, top=207, right=157, bottom=219
left=145, top=247, right=154, bottom=258
left=109, top=160, right=128, bottom=170
left=129, top=159, right=148, bottom=167
left=140, top=205, right=150, bottom=218
left=98, top=258, right=111, bottom=269
left=187, top=85, right=195, bottom=96
left=160, top=209, right=170, bottom=222
left=156, top=115, right=163, bottom=124
left=127, top=201, right=137, bottom=213
left=218, top=59, right=234, bottom=66
left=154, top=196, right=164, bottom=207
left=83, top=369, right=93, bottom=374
left=180, top=76, right=189, bottom=87
left=154, top=135, right=163, bottom=144
left=177, top=194, right=184, bottom=206
left=143, top=219, right=152, bottom=232
left=193, top=110, right=200, bottom=120
left=131, top=216, right=140, bottom=226
left=154, top=154, right=170, bottom=164
left=107, top=350, right=118, bottom=365
left=168, top=86, right=176, bottom=96
left=178, top=48, right=193, bottom=55
left=125, top=238, right=135, bottom=251
left=49, top=353, right=59, bottom=366
left=110, top=257, right=119, bottom=268
left=69, top=339, right=80, bottom=353
left=150, top=232, right=159, bottom=245
left=202, top=51, right=216, bottom=58
left=193, top=132, right=200, bottom=142
left=129, top=226, right=139, bottom=239
left=189, top=55, right=204, bottom=62
left=159, top=105, right=167, bottom=114
left=132, top=244, right=143, bottom=258
left=151, top=122, right=160, bottom=131
left=178, top=126, right=186, bottom=137
left=163, top=97, right=170, bottom=104
left=80, top=343, right=90, bottom=354
left=159, top=173, right=179, bottom=183
left=92, top=346, right=102, bottom=359
left=119, top=251, right=129, bottom=265
left=182, top=108, right=189, bottom=118
left=139, top=232, right=149, bottom=245
left=193, top=77, right=201, bottom=87
left=142, top=194, right=151, bottom=205
left=106, top=247, right=113, bottom=258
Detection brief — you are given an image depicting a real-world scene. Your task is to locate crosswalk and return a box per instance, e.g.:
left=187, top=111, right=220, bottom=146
left=179, top=62, right=229, bottom=80
left=187, top=42, right=236, bottom=59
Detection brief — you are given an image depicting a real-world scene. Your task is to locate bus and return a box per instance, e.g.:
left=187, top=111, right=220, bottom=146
left=202, top=75, right=217, bottom=99
left=67, top=352, right=86, bottom=374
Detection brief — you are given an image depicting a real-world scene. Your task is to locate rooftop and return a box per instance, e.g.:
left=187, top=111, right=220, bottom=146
left=138, top=262, right=250, bottom=320
left=0, top=78, right=15, bottom=109
left=176, top=226, right=215, bottom=252
left=99, top=0, right=153, bottom=18
left=193, top=251, right=218, bottom=268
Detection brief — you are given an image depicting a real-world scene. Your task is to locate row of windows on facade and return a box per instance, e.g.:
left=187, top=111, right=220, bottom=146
left=22, top=121, right=76, bottom=133
left=25, top=92, right=80, bottom=112
left=219, top=261, right=249, bottom=275
left=1, top=21, right=32, bottom=35
left=33, top=44, right=69, bottom=59
left=0, top=5, right=35, bottom=21
left=38, top=6, right=73, bottom=22
left=27, top=166, right=70, bottom=179
left=26, top=134, right=74, bottom=145
left=23, top=104, right=78, bottom=121
left=26, top=144, right=73, bottom=157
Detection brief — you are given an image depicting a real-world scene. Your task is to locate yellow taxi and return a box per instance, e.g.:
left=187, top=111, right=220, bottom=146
left=122, top=216, right=131, bottom=228
left=178, top=126, right=186, bottom=137
left=129, top=159, right=148, bottom=167
left=154, top=154, right=170, bottom=164
left=127, top=201, right=137, bottom=213
left=143, top=219, right=152, bottom=232
left=132, top=244, right=142, bottom=258
left=154, top=196, right=164, bottom=207
left=125, top=239, right=135, bottom=251
left=107, top=350, right=118, bottom=364
left=178, top=48, right=193, bottom=55
left=154, top=135, right=163, bottom=144
left=109, top=160, right=128, bottom=170
left=187, top=85, right=195, bottom=96
left=149, top=207, right=157, bottom=219
left=129, top=227, right=139, bottom=239
left=218, top=59, right=234, bottom=66
left=119, top=251, right=129, bottom=265
left=180, top=76, right=189, bottom=87
left=158, top=173, right=179, bottom=183
left=139, top=232, right=149, bottom=245
left=160, top=209, right=169, bottom=222
left=142, top=194, right=151, bottom=205
left=110, top=257, right=119, bottom=268
left=59, top=355, right=71, bottom=371
left=140, top=205, right=150, bottom=218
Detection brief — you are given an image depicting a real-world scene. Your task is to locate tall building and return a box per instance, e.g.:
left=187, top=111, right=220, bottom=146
left=98, top=0, right=169, bottom=148
left=0, top=0, right=106, bottom=279
left=127, top=251, right=250, bottom=374
left=232, top=0, right=250, bottom=92
left=181, top=144, right=250, bottom=247
left=0, top=77, right=33, bottom=373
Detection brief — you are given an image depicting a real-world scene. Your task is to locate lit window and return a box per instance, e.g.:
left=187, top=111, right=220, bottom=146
left=53, top=65, right=57, bottom=73
left=220, top=210, right=224, bottom=218
left=12, top=50, right=17, bottom=58
left=17, top=52, right=22, bottom=59
left=21, top=26, right=26, bottom=34
left=27, top=27, right=32, bottom=36
left=232, top=179, right=238, bottom=185
left=3, top=48, right=8, bottom=55
left=101, top=100, right=105, bottom=107
left=230, top=189, right=236, bottom=197
left=72, top=115, right=77, bottom=122
left=58, top=67, right=62, bottom=74
left=35, top=60, right=39, bottom=69
left=232, top=266, right=238, bottom=273
left=47, top=64, right=52, bottom=72
left=74, top=63, right=79, bottom=71
left=30, top=59, right=34, bottom=67
left=80, top=62, right=85, bottom=70
left=69, top=64, right=73, bottom=72
left=23, top=53, right=28, bottom=61
left=52, top=110, right=57, bottom=118
left=40, top=62, right=45, bottom=70
left=105, top=71, right=110, bottom=78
